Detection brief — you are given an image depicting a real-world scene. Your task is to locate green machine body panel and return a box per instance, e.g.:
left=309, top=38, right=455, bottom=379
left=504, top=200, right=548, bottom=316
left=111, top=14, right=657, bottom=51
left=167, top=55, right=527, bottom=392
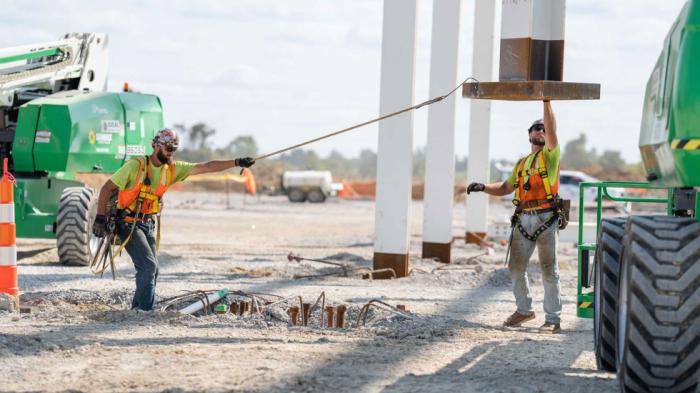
left=11, top=90, right=163, bottom=239
left=13, top=90, right=163, bottom=174
left=640, top=1, right=700, bottom=187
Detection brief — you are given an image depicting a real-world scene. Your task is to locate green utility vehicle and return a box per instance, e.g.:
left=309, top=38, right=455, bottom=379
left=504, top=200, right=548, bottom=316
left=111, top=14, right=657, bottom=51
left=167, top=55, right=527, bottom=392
left=1, top=33, right=162, bottom=265
left=577, top=2, right=700, bottom=392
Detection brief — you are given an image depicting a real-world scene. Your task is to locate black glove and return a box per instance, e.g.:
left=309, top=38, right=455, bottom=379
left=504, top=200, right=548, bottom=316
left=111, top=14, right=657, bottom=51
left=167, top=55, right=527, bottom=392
left=235, top=157, right=255, bottom=168
left=92, top=214, right=107, bottom=238
left=467, top=182, right=485, bottom=195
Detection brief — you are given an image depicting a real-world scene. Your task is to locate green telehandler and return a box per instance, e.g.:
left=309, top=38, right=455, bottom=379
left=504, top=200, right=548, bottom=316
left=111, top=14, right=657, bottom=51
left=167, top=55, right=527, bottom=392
left=577, top=2, right=700, bottom=392
left=0, top=33, right=162, bottom=266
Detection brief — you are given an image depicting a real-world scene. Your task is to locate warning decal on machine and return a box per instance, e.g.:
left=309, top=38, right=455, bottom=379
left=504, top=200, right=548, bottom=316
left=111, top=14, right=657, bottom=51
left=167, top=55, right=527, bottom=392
left=35, top=130, right=51, bottom=143
left=126, top=145, right=146, bottom=156
left=101, top=120, right=124, bottom=134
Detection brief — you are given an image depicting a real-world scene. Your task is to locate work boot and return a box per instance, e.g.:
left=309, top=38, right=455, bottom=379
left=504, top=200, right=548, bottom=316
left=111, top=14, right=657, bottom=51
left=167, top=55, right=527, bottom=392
left=539, top=322, right=561, bottom=334
left=503, top=311, right=535, bottom=327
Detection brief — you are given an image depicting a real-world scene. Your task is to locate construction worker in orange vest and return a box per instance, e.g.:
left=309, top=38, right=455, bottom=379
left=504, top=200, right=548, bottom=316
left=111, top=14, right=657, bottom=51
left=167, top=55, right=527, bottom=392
left=92, top=128, right=255, bottom=311
left=467, top=101, right=564, bottom=334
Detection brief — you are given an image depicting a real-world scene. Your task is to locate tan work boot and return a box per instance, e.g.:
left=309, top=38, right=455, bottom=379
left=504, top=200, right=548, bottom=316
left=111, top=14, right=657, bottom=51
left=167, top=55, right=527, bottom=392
left=503, top=311, right=535, bottom=327
left=539, top=322, right=561, bottom=334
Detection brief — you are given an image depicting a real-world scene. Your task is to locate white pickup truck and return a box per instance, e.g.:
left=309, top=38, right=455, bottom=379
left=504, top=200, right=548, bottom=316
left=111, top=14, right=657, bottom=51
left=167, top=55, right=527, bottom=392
left=282, top=171, right=335, bottom=203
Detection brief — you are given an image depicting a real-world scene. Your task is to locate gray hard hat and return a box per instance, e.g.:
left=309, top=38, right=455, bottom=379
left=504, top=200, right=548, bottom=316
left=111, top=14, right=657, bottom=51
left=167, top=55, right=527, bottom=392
left=528, top=119, right=544, bottom=132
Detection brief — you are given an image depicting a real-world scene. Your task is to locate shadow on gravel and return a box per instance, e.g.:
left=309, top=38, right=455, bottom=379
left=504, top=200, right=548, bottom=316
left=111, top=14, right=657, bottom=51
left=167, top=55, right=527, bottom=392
left=17, top=247, right=54, bottom=261
left=251, top=268, right=617, bottom=393
left=382, top=332, right=615, bottom=393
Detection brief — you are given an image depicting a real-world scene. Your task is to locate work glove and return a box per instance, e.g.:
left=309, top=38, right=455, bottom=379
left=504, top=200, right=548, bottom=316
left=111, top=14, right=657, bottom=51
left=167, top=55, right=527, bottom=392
left=466, top=182, right=485, bottom=195
left=235, top=157, right=255, bottom=168
left=92, top=214, right=107, bottom=238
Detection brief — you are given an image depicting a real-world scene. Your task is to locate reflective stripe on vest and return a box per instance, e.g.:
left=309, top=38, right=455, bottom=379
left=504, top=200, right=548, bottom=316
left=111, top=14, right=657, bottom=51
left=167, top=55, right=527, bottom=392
left=117, top=156, right=174, bottom=214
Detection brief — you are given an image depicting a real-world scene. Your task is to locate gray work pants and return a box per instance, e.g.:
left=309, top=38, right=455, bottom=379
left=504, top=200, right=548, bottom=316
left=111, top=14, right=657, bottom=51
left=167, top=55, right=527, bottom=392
left=508, top=211, right=562, bottom=324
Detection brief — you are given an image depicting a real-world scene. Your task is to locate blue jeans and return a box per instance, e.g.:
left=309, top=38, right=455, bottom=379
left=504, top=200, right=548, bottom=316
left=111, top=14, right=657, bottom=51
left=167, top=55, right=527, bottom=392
left=508, top=211, right=562, bottom=324
left=117, top=219, right=158, bottom=311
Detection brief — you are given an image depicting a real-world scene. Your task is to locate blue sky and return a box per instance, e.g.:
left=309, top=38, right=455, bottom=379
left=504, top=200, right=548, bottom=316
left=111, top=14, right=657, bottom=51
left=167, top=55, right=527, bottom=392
left=0, top=0, right=689, bottom=163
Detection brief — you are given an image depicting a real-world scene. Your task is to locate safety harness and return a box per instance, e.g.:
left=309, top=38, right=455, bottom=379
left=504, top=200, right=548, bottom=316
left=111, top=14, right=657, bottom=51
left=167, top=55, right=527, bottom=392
left=90, top=156, right=174, bottom=277
left=510, top=150, right=562, bottom=242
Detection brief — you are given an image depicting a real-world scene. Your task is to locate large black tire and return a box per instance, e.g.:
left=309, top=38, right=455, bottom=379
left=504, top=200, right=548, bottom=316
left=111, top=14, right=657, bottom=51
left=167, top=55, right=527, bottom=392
left=306, top=189, right=326, bottom=203
left=593, top=217, right=627, bottom=372
left=617, top=215, right=700, bottom=393
left=56, top=187, right=97, bottom=266
left=287, top=188, right=307, bottom=203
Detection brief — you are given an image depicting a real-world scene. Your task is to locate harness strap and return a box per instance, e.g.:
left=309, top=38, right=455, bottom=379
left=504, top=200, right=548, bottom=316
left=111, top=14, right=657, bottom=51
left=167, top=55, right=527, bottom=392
left=514, top=212, right=559, bottom=242
left=537, top=151, right=555, bottom=203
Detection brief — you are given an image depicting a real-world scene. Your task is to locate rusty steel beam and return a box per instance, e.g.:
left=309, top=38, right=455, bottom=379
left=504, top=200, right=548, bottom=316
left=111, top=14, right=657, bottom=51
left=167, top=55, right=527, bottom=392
left=462, top=81, right=599, bottom=101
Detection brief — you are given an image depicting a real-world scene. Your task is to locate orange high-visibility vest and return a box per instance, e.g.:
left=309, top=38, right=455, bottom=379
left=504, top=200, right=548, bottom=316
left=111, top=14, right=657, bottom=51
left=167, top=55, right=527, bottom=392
left=117, top=156, right=174, bottom=215
left=512, top=150, right=559, bottom=209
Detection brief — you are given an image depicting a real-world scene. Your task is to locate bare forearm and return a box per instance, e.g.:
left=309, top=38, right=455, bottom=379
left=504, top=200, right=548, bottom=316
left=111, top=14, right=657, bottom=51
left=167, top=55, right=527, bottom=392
left=190, top=160, right=237, bottom=176
left=543, top=101, right=558, bottom=149
left=483, top=181, right=513, bottom=197
left=97, top=180, right=118, bottom=215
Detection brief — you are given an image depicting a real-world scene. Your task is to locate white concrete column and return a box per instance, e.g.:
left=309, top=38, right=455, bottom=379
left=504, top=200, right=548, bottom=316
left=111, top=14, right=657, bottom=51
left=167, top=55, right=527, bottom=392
left=500, top=0, right=567, bottom=81
left=465, top=0, right=497, bottom=243
left=373, top=0, right=418, bottom=278
left=422, top=0, right=462, bottom=263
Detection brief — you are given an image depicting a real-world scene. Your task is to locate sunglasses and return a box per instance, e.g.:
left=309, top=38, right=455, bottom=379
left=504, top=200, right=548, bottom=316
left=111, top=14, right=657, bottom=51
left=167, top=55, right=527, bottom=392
left=529, top=124, right=545, bottom=133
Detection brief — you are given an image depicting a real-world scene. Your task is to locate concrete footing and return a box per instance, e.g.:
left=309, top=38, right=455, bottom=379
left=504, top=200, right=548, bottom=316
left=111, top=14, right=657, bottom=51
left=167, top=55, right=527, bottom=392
left=373, top=252, right=409, bottom=279
left=421, top=242, right=451, bottom=263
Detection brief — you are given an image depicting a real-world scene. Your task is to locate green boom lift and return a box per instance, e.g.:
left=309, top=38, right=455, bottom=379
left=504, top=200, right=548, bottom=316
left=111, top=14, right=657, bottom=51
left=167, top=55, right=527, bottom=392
left=578, top=2, right=700, bottom=392
left=0, top=33, right=162, bottom=265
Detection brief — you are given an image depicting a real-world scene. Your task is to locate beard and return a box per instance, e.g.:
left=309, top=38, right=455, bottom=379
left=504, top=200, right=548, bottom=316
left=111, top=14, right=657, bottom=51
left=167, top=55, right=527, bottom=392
left=529, top=136, right=545, bottom=147
left=156, top=150, right=172, bottom=164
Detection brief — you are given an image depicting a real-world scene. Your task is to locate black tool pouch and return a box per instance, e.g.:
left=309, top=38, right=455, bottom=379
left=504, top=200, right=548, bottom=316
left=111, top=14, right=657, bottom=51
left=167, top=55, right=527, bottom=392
left=556, top=198, right=571, bottom=230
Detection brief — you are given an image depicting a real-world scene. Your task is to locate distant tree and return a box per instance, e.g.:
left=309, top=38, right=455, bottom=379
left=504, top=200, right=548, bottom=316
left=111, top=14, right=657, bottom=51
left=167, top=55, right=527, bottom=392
left=356, top=149, right=376, bottom=179
left=228, top=135, right=258, bottom=157
left=599, top=150, right=626, bottom=171
left=562, top=133, right=597, bottom=169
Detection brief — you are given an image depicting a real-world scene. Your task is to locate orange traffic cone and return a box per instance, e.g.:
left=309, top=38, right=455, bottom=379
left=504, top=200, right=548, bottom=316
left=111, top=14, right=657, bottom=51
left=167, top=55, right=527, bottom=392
left=0, top=158, right=18, bottom=303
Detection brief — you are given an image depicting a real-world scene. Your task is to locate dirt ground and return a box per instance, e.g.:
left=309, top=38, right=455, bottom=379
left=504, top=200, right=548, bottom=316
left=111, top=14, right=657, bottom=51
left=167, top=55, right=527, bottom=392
left=1, top=192, right=620, bottom=393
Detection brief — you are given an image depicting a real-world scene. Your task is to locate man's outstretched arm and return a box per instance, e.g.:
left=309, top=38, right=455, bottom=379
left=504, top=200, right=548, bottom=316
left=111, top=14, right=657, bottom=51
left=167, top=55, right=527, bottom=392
left=189, top=157, right=255, bottom=176
left=467, top=180, right=515, bottom=197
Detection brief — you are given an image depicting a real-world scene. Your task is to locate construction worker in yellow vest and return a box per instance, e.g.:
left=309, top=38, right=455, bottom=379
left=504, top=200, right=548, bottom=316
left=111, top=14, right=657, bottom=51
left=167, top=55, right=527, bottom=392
left=92, top=128, right=255, bottom=311
left=467, top=101, right=563, bottom=334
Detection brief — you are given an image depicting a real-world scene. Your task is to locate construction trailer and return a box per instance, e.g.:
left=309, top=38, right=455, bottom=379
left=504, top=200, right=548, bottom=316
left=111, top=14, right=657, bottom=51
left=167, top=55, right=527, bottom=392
left=1, top=33, right=161, bottom=266
left=577, top=2, right=700, bottom=392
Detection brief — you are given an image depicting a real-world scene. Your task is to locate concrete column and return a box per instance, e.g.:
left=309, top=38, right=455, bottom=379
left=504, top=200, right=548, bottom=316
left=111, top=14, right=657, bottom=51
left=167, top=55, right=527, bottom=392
left=465, top=0, right=497, bottom=244
left=422, top=0, right=462, bottom=263
left=373, top=0, right=418, bottom=278
left=500, top=0, right=567, bottom=81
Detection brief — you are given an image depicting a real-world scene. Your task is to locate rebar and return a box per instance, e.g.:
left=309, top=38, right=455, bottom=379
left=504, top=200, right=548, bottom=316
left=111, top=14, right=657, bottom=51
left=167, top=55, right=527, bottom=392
left=325, top=306, right=335, bottom=328
left=336, top=305, right=346, bottom=328
left=356, top=299, right=416, bottom=327
left=288, top=306, right=299, bottom=325
left=302, top=303, right=311, bottom=326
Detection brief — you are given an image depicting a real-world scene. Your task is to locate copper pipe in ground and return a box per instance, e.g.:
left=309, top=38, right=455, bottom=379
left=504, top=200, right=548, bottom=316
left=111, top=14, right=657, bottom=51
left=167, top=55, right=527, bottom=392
left=396, top=304, right=407, bottom=311
left=288, top=306, right=299, bottom=325
left=230, top=302, right=239, bottom=315
left=325, top=306, right=335, bottom=328
left=240, top=301, right=250, bottom=315
left=302, top=303, right=311, bottom=327
left=336, top=305, right=346, bottom=328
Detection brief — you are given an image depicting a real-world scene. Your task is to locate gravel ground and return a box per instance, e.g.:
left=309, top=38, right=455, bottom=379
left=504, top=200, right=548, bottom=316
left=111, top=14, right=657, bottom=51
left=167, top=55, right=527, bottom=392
left=1, top=192, right=619, bottom=392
